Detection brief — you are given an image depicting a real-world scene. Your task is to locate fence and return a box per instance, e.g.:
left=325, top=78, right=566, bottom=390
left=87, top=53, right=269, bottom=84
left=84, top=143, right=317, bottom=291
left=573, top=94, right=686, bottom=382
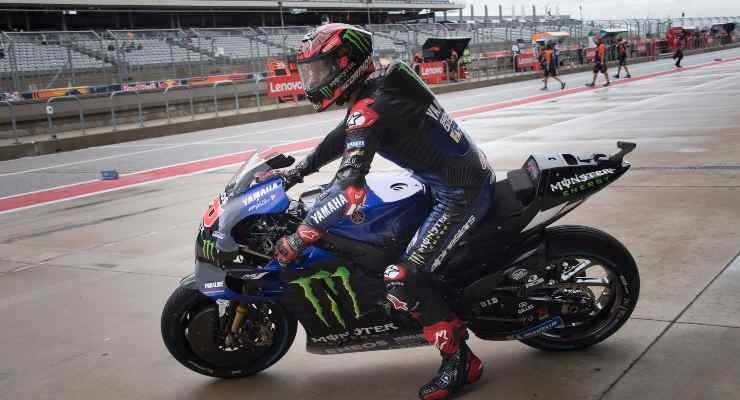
left=3, top=33, right=738, bottom=144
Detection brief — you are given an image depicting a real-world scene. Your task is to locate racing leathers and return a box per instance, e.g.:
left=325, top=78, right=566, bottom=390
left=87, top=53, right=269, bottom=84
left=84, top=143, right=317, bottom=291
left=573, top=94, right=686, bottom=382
left=274, top=61, right=493, bottom=398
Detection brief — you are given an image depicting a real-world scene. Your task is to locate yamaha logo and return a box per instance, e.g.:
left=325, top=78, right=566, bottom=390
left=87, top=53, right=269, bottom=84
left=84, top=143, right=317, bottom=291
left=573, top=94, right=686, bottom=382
left=351, top=209, right=365, bottom=224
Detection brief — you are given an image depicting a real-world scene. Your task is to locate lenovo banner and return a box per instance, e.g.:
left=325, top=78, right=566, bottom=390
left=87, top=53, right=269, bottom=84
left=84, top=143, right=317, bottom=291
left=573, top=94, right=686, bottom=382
left=516, top=51, right=539, bottom=71
left=267, top=75, right=304, bottom=97
left=420, top=61, right=446, bottom=84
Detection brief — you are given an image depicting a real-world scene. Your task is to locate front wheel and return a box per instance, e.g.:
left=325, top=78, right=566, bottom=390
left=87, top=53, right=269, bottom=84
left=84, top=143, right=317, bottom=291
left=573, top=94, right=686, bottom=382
left=161, top=286, right=297, bottom=378
left=519, top=225, right=640, bottom=351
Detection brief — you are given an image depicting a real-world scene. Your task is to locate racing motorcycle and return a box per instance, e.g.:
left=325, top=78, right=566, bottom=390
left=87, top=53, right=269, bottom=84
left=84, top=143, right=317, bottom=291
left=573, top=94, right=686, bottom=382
left=162, top=141, right=640, bottom=378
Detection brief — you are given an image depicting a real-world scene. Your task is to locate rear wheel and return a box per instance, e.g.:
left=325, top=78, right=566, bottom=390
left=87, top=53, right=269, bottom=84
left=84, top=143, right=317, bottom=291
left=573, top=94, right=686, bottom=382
left=519, top=225, right=640, bottom=351
left=161, top=286, right=297, bottom=378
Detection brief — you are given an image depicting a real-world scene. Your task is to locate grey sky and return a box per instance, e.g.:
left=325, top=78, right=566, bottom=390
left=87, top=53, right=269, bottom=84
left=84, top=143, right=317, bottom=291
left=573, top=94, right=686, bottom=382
left=460, top=1, right=740, bottom=20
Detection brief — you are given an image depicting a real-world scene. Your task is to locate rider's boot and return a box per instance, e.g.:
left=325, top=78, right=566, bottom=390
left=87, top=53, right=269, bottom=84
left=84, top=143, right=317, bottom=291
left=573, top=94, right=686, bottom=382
left=418, top=319, right=483, bottom=400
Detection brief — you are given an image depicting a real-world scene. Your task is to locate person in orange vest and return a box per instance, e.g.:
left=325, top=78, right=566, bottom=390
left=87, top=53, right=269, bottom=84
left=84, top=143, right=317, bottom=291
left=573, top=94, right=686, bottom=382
left=613, top=36, right=632, bottom=79
left=586, top=37, right=610, bottom=87
left=673, top=34, right=685, bottom=68
left=540, top=43, right=566, bottom=90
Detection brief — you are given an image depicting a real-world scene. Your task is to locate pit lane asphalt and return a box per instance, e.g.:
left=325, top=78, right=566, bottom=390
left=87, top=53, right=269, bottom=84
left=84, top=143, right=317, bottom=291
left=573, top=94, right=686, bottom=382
left=0, top=47, right=738, bottom=400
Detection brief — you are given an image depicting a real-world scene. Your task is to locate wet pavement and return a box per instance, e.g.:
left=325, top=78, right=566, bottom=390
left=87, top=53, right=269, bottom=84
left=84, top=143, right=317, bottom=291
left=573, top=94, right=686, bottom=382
left=0, top=48, right=739, bottom=400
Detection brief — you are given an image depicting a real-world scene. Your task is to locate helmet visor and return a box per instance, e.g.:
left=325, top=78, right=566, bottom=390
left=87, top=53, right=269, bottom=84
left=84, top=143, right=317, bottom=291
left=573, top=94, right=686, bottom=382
left=297, top=56, right=336, bottom=92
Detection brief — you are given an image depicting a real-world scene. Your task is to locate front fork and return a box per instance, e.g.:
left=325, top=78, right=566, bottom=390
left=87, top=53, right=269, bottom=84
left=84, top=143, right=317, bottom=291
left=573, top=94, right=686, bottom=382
left=224, top=303, right=251, bottom=347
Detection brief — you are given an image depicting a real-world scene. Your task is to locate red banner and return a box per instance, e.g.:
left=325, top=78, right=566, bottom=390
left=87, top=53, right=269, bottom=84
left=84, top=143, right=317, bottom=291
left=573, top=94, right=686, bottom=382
left=420, top=61, right=446, bottom=84
left=266, top=75, right=304, bottom=98
left=516, top=51, right=539, bottom=70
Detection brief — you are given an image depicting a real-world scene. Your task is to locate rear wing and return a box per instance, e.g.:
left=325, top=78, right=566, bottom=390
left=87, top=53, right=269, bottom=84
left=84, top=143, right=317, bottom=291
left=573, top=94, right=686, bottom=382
left=594, top=141, right=636, bottom=166
left=609, top=141, right=637, bottom=164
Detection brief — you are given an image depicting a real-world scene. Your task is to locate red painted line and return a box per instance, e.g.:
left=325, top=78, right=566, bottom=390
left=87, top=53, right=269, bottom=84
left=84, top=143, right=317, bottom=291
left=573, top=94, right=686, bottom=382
left=0, top=150, right=255, bottom=213
left=4, top=55, right=739, bottom=214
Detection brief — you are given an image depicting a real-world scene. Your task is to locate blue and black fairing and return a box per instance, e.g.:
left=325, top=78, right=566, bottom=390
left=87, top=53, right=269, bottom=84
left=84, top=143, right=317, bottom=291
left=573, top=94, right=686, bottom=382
left=323, top=173, right=431, bottom=247
left=216, top=178, right=290, bottom=254
left=458, top=142, right=635, bottom=263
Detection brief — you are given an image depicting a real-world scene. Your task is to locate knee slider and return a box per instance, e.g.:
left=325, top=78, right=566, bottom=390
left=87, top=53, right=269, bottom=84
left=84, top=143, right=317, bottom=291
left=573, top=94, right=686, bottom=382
left=384, top=264, right=419, bottom=313
left=384, top=263, right=411, bottom=283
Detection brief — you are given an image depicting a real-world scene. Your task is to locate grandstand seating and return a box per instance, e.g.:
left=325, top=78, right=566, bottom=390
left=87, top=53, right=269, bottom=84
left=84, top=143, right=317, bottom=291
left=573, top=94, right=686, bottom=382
left=115, top=39, right=208, bottom=66
left=0, top=32, right=112, bottom=74
left=5, top=16, right=735, bottom=92
left=0, top=23, right=511, bottom=79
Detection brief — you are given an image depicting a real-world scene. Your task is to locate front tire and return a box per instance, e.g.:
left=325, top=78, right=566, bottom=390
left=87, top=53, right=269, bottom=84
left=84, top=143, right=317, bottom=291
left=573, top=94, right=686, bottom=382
left=519, top=225, right=640, bottom=351
left=161, top=286, right=297, bottom=378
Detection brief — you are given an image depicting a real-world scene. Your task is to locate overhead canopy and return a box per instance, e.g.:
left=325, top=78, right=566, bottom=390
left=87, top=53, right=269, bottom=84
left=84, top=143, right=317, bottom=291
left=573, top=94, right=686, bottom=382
left=711, top=23, right=736, bottom=33
left=598, top=28, right=628, bottom=38
left=532, top=31, right=570, bottom=43
left=422, top=37, right=471, bottom=61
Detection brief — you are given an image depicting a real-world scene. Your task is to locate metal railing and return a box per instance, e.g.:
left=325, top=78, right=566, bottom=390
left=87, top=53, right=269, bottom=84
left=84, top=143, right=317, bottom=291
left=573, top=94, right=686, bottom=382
left=110, top=90, right=144, bottom=131
left=164, top=85, right=195, bottom=123
left=212, top=80, right=239, bottom=116
left=0, top=101, right=18, bottom=143
left=46, top=96, right=85, bottom=135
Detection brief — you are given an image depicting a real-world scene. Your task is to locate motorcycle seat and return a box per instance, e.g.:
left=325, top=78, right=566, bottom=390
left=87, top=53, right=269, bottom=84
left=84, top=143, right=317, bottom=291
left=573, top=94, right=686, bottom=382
left=485, top=168, right=534, bottom=224
left=506, top=168, right=535, bottom=206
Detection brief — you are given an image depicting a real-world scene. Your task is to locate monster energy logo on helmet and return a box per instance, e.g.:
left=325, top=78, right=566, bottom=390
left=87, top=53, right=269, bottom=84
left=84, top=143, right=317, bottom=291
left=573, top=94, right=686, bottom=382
left=290, top=266, right=361, bottom=328
left=343, top=29, right=371, bottom=54
left=320, top=87, right=333, bottom=98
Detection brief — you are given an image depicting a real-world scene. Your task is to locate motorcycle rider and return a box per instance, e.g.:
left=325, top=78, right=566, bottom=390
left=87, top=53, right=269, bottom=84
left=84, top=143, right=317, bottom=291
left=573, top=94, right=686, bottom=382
left=270, top=24, right=493, bottom=400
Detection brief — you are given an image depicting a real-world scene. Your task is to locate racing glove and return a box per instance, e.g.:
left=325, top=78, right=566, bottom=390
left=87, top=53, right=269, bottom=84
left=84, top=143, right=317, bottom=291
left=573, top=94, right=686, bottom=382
left=274, top=224, right=323, bottom=265
left=256, top=168, right=304, bottom=191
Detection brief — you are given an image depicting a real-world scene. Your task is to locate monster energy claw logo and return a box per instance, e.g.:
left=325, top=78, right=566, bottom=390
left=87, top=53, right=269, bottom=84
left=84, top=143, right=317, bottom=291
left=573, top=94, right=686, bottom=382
left=320, top=87, right=333, bottom=98
left=202, top=239, right=217, bottom=261
left=290, top=266, right=360, bottom=328
left=343, top=30, right=370, bottom=54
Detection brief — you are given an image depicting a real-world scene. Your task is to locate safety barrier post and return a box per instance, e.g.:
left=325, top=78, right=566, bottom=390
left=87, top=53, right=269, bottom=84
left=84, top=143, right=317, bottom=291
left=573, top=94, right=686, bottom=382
left=212, top=80, right=239, bottom=117
left=254, top=77, right=262, bottom=111
left=110, top=90, right=144, bottom=132
left=0, top=101, right=19, bottom=144
left=46, top=96, right=85, bottom=137
left=163, top=85, right=195, bottom=123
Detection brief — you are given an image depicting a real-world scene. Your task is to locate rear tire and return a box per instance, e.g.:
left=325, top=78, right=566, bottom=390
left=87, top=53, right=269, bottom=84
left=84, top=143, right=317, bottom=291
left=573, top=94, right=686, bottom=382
left=161, top=286, right=297, bottom=378
left=519, top=225, right=640, bottom=351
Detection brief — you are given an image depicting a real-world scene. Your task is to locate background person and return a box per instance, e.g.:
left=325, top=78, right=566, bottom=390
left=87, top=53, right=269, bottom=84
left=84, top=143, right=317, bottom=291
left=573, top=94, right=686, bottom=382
left=613, top=36, right=632, bottom=78
left=448, top=49, right=459, bottom=81
left=674, top=36, right=685, bottom=67
left=586, top=37, right=610, bottom=87
left=511, top=41, right=520, bottom=71
left=541, top=43, right=566, bottom=90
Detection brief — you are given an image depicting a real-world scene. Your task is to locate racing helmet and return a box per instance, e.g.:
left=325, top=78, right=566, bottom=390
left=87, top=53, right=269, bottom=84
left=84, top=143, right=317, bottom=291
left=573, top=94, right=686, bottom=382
left=297, top=24, right=375, bottom=111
